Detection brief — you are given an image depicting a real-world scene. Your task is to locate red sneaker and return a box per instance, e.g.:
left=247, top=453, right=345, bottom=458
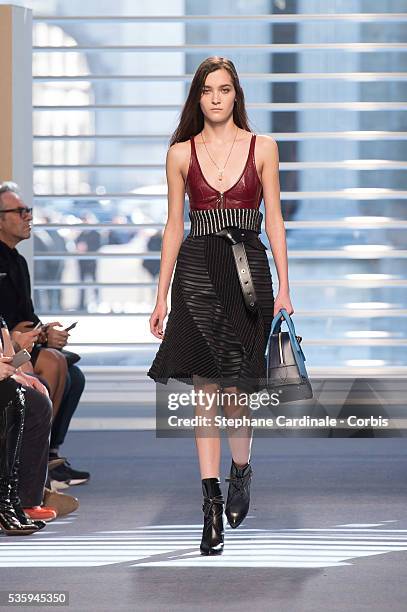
left=24, top=506, right=57, bottom=522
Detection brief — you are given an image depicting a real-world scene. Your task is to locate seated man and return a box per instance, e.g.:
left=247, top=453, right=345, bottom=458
left=0, top=181, right=89, bottom=486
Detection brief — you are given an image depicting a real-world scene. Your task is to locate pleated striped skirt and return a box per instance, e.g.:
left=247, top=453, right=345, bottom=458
left=147, top=223, right=275, bottom=394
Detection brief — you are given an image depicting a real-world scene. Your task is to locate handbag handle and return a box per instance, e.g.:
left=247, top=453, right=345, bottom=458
left=270, top=308, right=294, bottom=333
left=267, top=308, right=302, bottom=355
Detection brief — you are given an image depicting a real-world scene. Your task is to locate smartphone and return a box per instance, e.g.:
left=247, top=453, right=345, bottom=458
left=33, top=321, right=42, bottom=330
left=10, top=349, right=31, bottom=368
left=64, top=321, right=78, bottom=332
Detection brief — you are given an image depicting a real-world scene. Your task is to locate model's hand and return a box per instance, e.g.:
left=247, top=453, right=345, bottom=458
left=46, top=322, right=69, bottom=349
left=149, top=302, right=167, bottom=339
left=273, top=291, right=294, bottom=319
left=0, top=355, right=16, bottom=381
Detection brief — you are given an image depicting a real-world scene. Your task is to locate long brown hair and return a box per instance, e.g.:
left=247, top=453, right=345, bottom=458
left=169, top=56, right=251, bottom=145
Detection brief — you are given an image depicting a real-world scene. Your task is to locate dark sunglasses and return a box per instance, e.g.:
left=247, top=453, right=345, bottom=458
left=0, top=182, right=32, bottom=217
left=0, top=207, right=33, bottom=218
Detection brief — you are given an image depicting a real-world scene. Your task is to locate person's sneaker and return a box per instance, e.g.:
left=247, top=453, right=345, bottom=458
left=24, top=506, right=57, bottom=522
left=49, top=478, right=71, bottom=491
left=46, top=469, right=70, bottom=492
left=47, top=464, right=71, bottom=490
left=48, top=458, right=66, bottom=471
left=49, top=459, right=90, bottom=486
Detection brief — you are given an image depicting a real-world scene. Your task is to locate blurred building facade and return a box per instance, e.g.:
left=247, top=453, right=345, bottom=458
left=30, top=0, right=407, bottom=375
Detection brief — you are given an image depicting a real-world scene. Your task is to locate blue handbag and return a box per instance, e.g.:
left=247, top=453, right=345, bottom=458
left=265, top=308, right=313, bottom=403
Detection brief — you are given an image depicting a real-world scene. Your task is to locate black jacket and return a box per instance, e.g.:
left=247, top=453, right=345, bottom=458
left=0, top=239, right=40, bottom=331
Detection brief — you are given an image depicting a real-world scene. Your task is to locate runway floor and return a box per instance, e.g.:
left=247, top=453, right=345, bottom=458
left=1, top=430, right=407, bottom=612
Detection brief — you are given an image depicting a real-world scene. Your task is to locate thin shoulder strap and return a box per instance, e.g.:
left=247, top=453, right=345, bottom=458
left=249, top=133, right=256, bottom=160
left=190, top=134, right=197, bottom=158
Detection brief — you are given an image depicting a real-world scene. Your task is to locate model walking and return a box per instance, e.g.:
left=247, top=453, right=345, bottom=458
left=148, top=57, right=293, bottom=555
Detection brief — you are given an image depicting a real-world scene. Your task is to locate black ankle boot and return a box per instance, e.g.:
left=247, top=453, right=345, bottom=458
left=225, top=459, right=252, bottom=529
left=0, top=381, right=37, bottom=536
left=200, top=478, right=224, bottom=555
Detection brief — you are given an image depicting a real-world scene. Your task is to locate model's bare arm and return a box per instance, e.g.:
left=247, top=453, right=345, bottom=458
left=149, top=142, right=187, bottom=338
left=258, top=135, right=294, bottom=315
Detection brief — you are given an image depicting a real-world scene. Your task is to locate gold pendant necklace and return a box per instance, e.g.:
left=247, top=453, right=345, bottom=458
left=201, top=126, right=239, bottom=183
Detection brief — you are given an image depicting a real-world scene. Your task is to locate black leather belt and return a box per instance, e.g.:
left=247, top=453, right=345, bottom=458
left=214, top=227, right=267, bottom=313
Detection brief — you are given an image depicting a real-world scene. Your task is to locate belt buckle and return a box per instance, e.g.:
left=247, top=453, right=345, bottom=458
left=215, top=226, right=245, bottom=245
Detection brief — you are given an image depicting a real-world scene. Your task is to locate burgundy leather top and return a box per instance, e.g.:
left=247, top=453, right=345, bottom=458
left=186, top=133, right=263, bottom=211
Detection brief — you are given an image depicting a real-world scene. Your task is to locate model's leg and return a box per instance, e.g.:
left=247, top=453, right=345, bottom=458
left=193, top=374, right=224, bottom=555
left=222, top=384, right=253, bottom=529
left=222, top=385, right=253, bottom=467
left=193, top=374, right=221, bottom=478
